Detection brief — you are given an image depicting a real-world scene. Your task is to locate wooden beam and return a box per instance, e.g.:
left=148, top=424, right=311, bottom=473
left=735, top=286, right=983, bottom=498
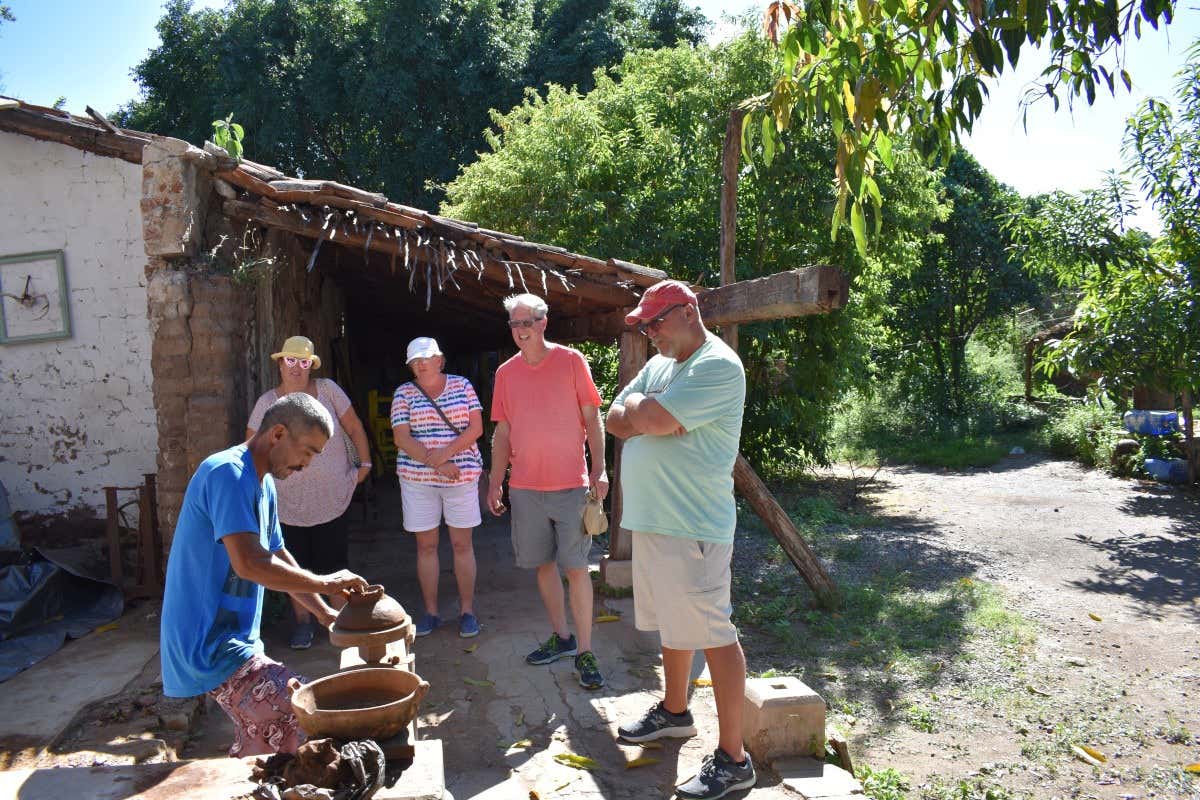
left=547, top=309, right=630, bottom=343
left=0, top=107, right=147, bottom=163
left=719, top=107, right=746, bottom=351
left=608, top=331, right=649, bottom=561
left=698, top=265, right=847, bottom=327
left=733, top=455, right=840, bottom=609
left=222, top=199, right=637, bottom=308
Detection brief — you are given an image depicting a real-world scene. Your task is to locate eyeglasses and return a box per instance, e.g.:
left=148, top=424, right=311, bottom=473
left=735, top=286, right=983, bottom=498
left=507, top=317, right=545, bottom=329
left=282, top=356, right=313, bottom=369
left=636, top=304, right=685, bottom=336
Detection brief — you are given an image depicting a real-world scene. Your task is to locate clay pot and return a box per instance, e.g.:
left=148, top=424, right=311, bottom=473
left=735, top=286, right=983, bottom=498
left=288, top=668, right=430, bottom=741
left=336, top=584, right=407, bottom=631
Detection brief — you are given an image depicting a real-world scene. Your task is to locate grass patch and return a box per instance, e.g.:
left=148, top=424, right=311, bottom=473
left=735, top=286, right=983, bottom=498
left=835, top=431, right=1034, bottom=470
left=859, top=765, right=910, bottom=800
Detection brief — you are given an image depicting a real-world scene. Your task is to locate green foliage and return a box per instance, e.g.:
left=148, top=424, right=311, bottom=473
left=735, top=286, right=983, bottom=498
left=445, top=35, right=940, bottom=470
left=115, top=0, right=702, bottom=207
left=1038, top=398, right=1124, bottom=470
left=832, top=335, right=1043, bottom=468
left=881, top=150, right=1038, bottom=416
left=0, top=5, right=13, bottom=24
left=859, top=765, right=910, bottom=800
left=211, top=113, right=245, bottom=161
left=750, top=0, right=1177, bottom=255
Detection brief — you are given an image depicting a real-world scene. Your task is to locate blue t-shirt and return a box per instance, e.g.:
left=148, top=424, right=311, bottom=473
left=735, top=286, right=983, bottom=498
left=160, top=444, right=283, bottom=697
left=614, top=332, right=746, bottom=543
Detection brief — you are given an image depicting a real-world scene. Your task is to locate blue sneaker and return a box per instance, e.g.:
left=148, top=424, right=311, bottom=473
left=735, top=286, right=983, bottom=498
left=414, top=613, right=440, bottom=637
left=459, top=613, right=481, bottom=638
left=525, top=632, right=577, bottom=665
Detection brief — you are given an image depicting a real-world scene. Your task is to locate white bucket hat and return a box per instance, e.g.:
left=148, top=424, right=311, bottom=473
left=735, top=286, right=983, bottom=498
left=406, top=337, right=443, bottom=364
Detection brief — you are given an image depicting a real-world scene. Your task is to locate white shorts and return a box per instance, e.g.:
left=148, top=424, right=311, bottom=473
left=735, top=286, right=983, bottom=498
left=400, top=480, right=482, bottom=532
left=632, top=530, right=738, bottom=651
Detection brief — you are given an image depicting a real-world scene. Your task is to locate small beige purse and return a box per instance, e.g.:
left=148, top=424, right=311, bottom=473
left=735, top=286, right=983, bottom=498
left=582, top=489, right=608, bottom=536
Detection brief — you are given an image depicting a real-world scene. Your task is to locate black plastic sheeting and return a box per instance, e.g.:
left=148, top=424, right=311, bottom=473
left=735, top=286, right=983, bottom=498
left=0, top=548, right=124, bottom=682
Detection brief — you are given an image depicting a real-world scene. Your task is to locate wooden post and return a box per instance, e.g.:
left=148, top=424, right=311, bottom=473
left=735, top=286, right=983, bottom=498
left=607, top=331, right=649, bottom=561
left=105, top=487, right=122, bottom=588
left=719, top=107, right=746, bottom=352
left=733, top=454, right=840, bottom=609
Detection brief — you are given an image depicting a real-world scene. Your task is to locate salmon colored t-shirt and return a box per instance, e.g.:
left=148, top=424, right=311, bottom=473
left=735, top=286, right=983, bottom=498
left=491, top=344, right=602, bottom=491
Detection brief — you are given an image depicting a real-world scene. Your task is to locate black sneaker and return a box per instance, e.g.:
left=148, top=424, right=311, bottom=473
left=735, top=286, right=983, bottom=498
left=675, top=748, right=756, bottom=800
left=617, top=701, right=697, bottom=742
left=525, top=632, right=578, bottom=665
left=574, top=651, right=605, bottom=690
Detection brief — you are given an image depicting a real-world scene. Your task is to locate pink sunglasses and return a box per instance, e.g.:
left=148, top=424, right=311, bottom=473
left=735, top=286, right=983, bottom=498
left=282, top=356, right=312, bottom=369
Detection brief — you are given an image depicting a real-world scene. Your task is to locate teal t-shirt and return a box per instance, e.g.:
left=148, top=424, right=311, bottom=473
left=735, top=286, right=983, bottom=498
left=614, top=332, right=746, bottom=542
left=160, top=444, right=283, bottom=697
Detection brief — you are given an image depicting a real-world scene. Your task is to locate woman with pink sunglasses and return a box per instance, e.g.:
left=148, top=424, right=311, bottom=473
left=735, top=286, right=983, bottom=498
left=245, top=335, right=372, bottom=649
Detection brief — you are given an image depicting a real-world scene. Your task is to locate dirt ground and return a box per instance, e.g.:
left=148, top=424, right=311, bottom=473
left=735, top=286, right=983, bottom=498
left=735, top=455, right=1199, bottom=800
left=6, top=455, right=1198, bottom=800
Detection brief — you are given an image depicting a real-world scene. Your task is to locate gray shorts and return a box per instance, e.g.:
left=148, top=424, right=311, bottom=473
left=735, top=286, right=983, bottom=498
left=509, top=487, right=591, bottom=570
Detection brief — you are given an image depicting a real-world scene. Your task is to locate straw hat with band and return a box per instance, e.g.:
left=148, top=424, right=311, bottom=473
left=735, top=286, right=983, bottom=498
left=271, top=335, right=321, bottom=370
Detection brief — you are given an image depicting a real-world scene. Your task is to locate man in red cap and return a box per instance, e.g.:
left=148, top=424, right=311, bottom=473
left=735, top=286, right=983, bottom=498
left=606, top=279, right=754, bottom=800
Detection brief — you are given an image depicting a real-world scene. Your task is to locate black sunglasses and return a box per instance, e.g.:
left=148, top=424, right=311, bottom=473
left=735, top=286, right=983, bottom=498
left=507, top=316, right=545, bottom=329
left=636, top=304, right=685, bottom=335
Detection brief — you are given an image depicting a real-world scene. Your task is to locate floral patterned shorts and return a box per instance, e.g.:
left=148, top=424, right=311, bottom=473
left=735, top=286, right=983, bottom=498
left=209, top=653, right=307, bottom=757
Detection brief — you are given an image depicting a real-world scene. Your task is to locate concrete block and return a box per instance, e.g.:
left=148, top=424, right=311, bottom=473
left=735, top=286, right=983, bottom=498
left=775, top=756, right=863, bottom=798
left=743, top=676, right=825, bottom=763
left=599, top=555, right=633, bottom=589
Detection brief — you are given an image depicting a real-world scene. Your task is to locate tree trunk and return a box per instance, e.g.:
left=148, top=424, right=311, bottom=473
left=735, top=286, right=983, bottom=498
left=719, top=107, right=746, bottom=352
left=608, top=331, right=649, bottom=560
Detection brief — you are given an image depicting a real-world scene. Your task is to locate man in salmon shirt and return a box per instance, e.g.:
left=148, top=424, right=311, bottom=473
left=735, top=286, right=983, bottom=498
left=487, top=292, right=609, bottom=690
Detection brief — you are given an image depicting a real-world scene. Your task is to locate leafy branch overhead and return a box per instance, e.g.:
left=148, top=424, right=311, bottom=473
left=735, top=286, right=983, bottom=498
left=747, top=0, right=1177, bottom=255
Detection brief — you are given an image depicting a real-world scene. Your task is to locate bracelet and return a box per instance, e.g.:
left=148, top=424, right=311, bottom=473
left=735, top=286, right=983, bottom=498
left=359, top=462, right=372, bottom=468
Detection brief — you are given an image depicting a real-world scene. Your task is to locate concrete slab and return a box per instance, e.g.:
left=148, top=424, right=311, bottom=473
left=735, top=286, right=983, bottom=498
left=743, top=676, right=826, bottom=763
left=775, top=756, right=863, bottom=798
left=0, top=740, right=446, bottom=800
left=0, top=604, right=159, bottom=751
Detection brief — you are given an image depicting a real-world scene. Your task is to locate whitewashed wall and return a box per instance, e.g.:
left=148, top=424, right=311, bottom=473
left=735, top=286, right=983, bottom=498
left=0, top=131, right=157, bottom=518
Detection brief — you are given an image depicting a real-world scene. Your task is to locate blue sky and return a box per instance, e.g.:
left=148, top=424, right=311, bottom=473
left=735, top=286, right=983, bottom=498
left=1, top=0, right=1196, bottom=231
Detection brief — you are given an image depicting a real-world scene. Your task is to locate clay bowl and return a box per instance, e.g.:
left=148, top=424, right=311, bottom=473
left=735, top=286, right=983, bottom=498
left=336, top=584, right=408, bottom=631
left=289, top=668, right=430, bottom=741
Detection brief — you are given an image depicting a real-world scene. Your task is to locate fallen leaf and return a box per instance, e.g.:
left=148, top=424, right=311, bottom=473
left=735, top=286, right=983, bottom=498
left=1071, top=745, right=1104, bottom=767
left=1185, top=763, right=1200, bottom=773
left=1080, top=745, right=1107, bottom=763
left=464, top=643, right=479, bottom=653
left=463, top=678, right=494, bottom=688
left=848, top=640, right=861, bottom=647
left=94, top=622, right=119, bottom=633
left=1088, top=612, right=1102, bottom=622
left=625, top=756, right=661, bottom=769
left=1025, top=685, right=1052, bottom=697
left=529, top=792, right=539, bottom=800
left=691, top=678, right=713, bottom=687
left=510, top=739, right=533, bottom=749
left=595, top=615, right=621, bottom=623
left=553, top=753, right=599, bottom=770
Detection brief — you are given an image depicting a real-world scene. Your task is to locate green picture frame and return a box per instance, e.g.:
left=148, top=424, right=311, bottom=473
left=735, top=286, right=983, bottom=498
left=0, top=249, right=72, bottom=344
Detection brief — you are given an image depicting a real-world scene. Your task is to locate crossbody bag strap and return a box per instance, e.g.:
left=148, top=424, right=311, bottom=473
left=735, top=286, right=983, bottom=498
left=409, top=380, right=464, bottom=436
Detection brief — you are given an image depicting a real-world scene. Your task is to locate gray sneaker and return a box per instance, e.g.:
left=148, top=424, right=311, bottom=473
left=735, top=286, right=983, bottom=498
left=617, top=701, right=697, bottom=742
left=676, top=748, right=756, bottom=800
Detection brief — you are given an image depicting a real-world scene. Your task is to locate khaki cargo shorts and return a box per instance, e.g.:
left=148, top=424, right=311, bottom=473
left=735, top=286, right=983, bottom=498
left=632, top=530, right=738, bottom=651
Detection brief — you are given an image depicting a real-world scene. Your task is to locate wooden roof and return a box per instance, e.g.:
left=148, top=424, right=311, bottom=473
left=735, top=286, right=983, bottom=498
left=0, top=97, right=669, bottom=332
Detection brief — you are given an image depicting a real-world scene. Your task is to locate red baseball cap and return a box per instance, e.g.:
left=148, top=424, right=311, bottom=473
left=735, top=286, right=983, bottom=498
left=625, top=280, right=698, bottom=326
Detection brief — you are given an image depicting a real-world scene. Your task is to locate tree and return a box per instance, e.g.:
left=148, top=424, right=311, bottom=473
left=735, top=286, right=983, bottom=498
left=883, top=150, right=1036, bottom=417
left=115, top=0, right=703, bottom=207
left=443, top=36, right=940, bottom=467
left=744, top=0, right=1177, bottom=255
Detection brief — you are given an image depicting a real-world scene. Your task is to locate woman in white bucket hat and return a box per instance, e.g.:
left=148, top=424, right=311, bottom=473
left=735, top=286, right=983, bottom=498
left=390, top=337, right=485, bottom=639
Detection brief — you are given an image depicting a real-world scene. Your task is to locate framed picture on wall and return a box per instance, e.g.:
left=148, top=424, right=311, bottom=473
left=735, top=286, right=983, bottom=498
left=0, top=249, right=72, bottom=344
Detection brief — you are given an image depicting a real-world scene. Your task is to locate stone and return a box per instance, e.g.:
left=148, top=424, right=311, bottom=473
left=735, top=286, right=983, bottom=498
left=599, top=555, right=633, bottom=589
left=775, top=756, right=863, bottom=798
left=743, top=676, right=826, bottom=764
